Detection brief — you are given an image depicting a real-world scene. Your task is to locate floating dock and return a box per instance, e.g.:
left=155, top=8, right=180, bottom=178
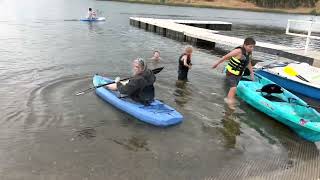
left=172, top=19, right=232, bottom=31
left=130, top=17, right=320, bottom=67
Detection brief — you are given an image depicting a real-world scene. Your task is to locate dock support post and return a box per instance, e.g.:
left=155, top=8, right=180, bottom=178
left=196, top=39, right=216, bottom=49
left=305, top=21, right=313, bottom=54
left=156, top=27, right=166, bottom=36
left=185, top=36, right=215, bottom=49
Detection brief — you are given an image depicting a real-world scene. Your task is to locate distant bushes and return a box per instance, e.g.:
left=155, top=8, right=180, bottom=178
left=247, top=0, right=319, bottom=8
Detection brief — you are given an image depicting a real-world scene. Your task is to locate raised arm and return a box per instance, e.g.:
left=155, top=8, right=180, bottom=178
left=212, top=49, right=241, bottom=69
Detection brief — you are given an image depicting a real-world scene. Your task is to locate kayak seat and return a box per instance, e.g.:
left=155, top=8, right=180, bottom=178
left=256, top=84, right=283, bottom=94
left=257, top=84, right=285, bottom=102
left=260, top=84, right=283, bottom=94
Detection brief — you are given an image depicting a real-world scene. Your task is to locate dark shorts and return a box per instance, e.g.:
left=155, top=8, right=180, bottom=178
left=226, top=72, right=242, bottom=87
left=178, top=69, right=188, bottom=81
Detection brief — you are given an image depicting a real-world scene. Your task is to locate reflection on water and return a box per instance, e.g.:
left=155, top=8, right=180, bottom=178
left=173, top=80, right=192, bottom=107
left=110, top=135, right=149, bottom=152
left=219, top=107, right=241, bottom=149
left=239, top=102, right=320, bottom=161
left=0, top=0, right=320, bottom=179
left=75, top=127, right=97, bottom=140
left=146, top=58, right=161, bottom=70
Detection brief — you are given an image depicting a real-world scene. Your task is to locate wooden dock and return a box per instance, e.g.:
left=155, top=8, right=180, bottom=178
left=130, top=17, right=320, bottom=67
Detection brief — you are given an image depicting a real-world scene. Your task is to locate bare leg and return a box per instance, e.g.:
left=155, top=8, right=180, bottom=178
left=225, top=87, right=237, bottom=110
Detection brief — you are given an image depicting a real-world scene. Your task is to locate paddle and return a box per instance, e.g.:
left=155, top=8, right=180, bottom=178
left=64, top=19, right=79, bottom=21
left=283, top=66, right=310, bottom=83
left=75, top=67, right=164, bottom=96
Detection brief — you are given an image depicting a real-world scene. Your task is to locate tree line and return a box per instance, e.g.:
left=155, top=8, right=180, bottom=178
left=247, top=0, right=319, bottom=8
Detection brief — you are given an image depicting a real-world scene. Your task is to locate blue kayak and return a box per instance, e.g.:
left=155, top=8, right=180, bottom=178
left=80, top=17, right=106, bottom=22
left=93, top=75, right=183, bottom=127
left=255, top=70, right=320, bottom=100
left=237, top=74, right=320, bottom=142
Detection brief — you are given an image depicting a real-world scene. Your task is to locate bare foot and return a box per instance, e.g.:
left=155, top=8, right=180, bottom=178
left=224, top=97, right=236, bottom=110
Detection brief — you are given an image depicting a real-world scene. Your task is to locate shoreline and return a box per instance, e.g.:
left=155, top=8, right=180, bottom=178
left=105, top=0, right=320, bottom=15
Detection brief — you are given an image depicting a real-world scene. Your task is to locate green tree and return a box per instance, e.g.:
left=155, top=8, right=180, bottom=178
left=247, top=0, right=319, bottom=8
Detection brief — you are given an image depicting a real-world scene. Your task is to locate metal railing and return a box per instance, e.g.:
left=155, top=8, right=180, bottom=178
left=286, top=19, right=320, bottom=54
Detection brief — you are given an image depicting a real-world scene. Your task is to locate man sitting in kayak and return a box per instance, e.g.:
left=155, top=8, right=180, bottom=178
left=106, top=58, right=156, bottom=105
left=87, top=8, right=96, bottom=19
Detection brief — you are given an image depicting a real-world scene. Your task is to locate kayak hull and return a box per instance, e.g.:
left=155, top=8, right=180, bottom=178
left=256, top=70, right=320, bottom=100
left=80, top=17, right=106, bottom=22
left=237, top=74, right=320, bottom=142
left=93, top=75, right=183, bottom=127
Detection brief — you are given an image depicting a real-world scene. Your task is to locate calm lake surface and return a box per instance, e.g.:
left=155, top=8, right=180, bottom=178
left=0, top=0, right=319, bottom=179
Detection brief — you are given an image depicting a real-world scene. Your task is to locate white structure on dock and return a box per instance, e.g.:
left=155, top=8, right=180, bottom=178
left=130, top=17, right=320, bottom=67
left=286, top=19, right=320, bottom=54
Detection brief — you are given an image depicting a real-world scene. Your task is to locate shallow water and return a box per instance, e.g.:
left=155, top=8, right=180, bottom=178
left=0, top=0, right=320, bottom=179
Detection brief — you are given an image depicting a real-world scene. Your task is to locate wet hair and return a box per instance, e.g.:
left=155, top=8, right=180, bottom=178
left=244, top=37, right=256, bottom=45
left=153, top=51, right=160, bottom=55
left=133, top=58, right=147, bottom=71
left=89, top=8, right=92, bottom=11
left=185, top=45, right=193, bottom=53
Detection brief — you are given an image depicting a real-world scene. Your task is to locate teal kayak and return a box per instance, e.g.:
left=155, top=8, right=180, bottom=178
left=237, top=74, right=320, bottom=142
left=93, top=75, right=183, bottom=127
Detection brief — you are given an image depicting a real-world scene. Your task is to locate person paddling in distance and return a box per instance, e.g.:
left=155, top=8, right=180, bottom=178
left=178, top=46, right=193, bottom=81
left=151, top=51, right=161, bottom=61
left=212, top=37, right=256, bottom=109
left=106, top=58, right=156, bottom=105
left=87, top=8, right=97, bottom=19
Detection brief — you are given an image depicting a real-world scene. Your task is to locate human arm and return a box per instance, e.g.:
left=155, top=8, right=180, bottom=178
left=182, top=55, right=192, bottom=69
left=106, top=77, right=129, bottom=91
left=87, top=11, right=93, bottom=18
left=248, top=60, right=254, bottom=80
left=117, top=78, right=142, bottom=95
left=212, top=49, right=241, bottom=69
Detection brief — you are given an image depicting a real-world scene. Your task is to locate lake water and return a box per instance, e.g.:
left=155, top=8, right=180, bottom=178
left=0, top=0, right=319, bottom=179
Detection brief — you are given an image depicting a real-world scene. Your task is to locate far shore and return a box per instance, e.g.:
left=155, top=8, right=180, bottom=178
left=104, top=0, right=320, bottom=15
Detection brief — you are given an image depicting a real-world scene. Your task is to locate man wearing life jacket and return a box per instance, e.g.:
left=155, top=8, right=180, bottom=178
left=178, top=46, right=193, bottom=81
left=212, top=37, right=256, bottom=108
